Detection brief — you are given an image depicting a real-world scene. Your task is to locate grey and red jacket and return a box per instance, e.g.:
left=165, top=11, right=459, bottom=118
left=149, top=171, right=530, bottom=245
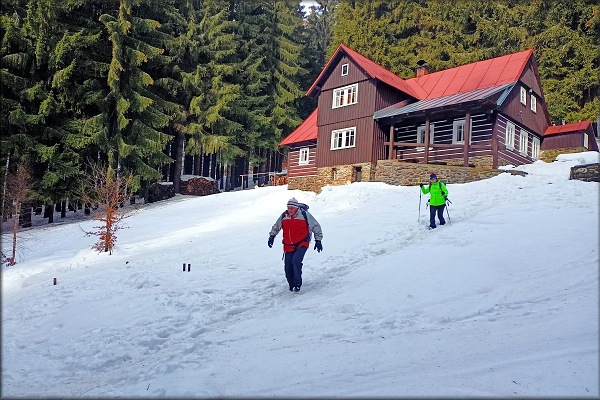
left=269, top=209, right=323, bottom=253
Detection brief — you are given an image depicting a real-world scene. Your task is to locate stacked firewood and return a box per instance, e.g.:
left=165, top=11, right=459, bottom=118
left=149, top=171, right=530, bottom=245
left=180, top=177, right=218, bottom=196
left=271, top=175, right=287, bottom=186
left=147, top=183, right=175, bottom=203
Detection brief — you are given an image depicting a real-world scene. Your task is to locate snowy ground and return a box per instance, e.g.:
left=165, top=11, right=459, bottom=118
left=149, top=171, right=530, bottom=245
left=2, top=152, right=599, bottom=397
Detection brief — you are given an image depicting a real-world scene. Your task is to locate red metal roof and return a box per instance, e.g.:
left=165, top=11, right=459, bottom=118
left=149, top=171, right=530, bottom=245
left=279, top=108, right=318, bottom=146
left=307, top=44, right=425, bottom=99
left=406, top=49, right=533, bottom=99
left=544, top=120, right=592, bottom=136
left=286, top=48, right=536, bottom=146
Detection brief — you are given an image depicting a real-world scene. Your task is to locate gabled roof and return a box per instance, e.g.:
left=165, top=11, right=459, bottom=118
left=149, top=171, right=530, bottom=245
left=279, top=108, right=318, bottom=146
left=306, top=43, right=424, bottom=99
left=406, top=49, right=533, bottom=99
left=544, top=120, right=592, bottom=136
left=283, top=47, right=538, bottom=146
left=374, top=83, right=513, bottom=120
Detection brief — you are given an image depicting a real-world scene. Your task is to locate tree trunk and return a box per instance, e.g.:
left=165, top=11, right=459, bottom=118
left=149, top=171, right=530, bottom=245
left=194, top=152, right=201, bottom=175
left=1, top=152, right=10, bottom=223
left=11, top=201, right=18, bottom=264
left=47, top=203, right=54, bottom=223
left=172, top=128, right=183, bottom=194
left=19, top=202, right=32, bottom=228
left=61, top=200, right=67, bottom=218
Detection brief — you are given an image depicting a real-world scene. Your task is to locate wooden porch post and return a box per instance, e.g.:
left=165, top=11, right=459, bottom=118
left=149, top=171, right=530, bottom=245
left=492, top=126, right=498, bottom=168
left=492, top=138, right=498, bottom=169
left=463, top=111, right=471, bottom=166
left=388, top=123, right=395, bottom=159
left=424, top=115, right=430, bottom=163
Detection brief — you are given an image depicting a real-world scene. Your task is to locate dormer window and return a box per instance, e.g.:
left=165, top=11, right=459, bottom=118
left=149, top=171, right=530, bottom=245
left=341, top=63, right=349, bottom=76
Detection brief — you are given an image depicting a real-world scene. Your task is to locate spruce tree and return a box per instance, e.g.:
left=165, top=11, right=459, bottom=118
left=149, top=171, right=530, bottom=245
left=100, top=0, right=175, bottom=190
left=1, top=0, right=36, bottom=221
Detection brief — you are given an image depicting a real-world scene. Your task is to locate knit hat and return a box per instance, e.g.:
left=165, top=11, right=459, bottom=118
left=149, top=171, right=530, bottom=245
left=287, top=197, right=301, bottom=208
left=429, top=173, right=438, bottom=180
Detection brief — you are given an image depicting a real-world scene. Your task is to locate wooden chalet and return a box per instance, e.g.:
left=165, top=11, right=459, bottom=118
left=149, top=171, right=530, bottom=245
left=279, top=44, right=598, bottom=192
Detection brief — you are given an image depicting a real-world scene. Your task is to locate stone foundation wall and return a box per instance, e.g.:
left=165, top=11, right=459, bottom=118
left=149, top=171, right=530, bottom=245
left=375, top=159, right=503, bottom=185
left=289, top=156, right=529, bottom=192
left=570, top=163, right=600, bottom=182
left=287, top=176, right=320, bottom=192
left=540, top=147, right=587, bottom=163
left=288, top=162, right=375, bottom=193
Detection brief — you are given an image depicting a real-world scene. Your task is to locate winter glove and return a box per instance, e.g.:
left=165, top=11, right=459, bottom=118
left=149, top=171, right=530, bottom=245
left=314, top=240, right=323, bottom=252
left=267, top=235, right=275, bottom=248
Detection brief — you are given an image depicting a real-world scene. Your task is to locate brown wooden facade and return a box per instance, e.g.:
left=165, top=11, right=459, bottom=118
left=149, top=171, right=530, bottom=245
left=287, top=142, right=318, bottom=178
left=315, top=54, right=413, bottom=167
left=281, top=45, right=597, bottom=189
left=541, top=127, right=598, bottom=151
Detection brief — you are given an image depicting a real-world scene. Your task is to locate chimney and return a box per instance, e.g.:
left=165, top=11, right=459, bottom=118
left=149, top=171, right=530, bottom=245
left=415, top=60, right=429, bottom=77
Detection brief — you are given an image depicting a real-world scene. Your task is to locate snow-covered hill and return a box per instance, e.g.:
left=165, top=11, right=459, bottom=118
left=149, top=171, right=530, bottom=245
left=2, top=152, right=598, bottom=397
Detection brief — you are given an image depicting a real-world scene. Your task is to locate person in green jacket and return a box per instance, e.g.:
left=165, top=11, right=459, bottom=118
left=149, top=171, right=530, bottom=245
left=420, top=173, right=448, bottom=229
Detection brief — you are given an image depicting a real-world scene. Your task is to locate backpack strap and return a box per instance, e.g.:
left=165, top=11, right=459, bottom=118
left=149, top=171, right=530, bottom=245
left=301, top=208, right=310, bottom=240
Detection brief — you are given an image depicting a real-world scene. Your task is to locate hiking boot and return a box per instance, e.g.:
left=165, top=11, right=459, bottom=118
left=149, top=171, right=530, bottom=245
left=293, top=285, right=301, bottom=292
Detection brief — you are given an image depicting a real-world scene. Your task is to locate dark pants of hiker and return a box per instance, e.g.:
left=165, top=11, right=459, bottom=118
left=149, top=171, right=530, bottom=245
left=429, top=204, right=446, bottom=228
left=284, top=246, right=307, bottom=289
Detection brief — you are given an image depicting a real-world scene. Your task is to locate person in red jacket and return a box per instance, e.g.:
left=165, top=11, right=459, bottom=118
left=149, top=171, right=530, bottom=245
left=268, top=197, right=323, bottom=292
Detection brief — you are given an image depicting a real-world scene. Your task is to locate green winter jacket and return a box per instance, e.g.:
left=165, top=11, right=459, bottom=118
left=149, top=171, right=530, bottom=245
left=421, top=181, right=448, bottom=206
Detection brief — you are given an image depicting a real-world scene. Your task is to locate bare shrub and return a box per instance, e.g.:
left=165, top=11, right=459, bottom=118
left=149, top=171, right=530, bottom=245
left=1, top=163, right=34, bottom=266
left=78, top=162, right=134, bottom=254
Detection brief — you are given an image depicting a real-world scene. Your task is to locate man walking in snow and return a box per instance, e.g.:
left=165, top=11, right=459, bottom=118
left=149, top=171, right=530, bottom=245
left=268, top=197, right=323, bottom=292
left=420, top=173, right=448, bottom=229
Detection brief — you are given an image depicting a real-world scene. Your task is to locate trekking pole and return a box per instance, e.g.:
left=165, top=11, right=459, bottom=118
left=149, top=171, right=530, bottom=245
left=445, top=198, right=452, bottom=223
left=418, top=186, right=422, bottom=222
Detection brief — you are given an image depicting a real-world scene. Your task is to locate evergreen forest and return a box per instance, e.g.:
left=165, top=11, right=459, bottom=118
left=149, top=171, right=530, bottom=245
left=1, top=0, right=598, bottom=225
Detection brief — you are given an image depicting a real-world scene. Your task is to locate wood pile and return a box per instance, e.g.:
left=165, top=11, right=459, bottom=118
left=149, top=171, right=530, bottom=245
left=180, top=177, right=218, bottom=196
left=147, top=183, right=175, bottom=203
left=271, top=174, right=287, bottom=186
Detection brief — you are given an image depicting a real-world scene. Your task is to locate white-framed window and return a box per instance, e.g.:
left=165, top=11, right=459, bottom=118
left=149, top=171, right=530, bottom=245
left=341, top=63, right=349, bottom=76
left=417, top=123, right=435, bottom=144
left=452, top=119, right=473, bottom=144
left=331, top=127, right=356, bottom=150
left=299, top=147, right=309, bottom=165
left=530, top=94, right=537, bottom=113
left=505, top=121, right=515, bottom=149
left=584, top=133, right=589, bottom=149
left=332, top=84, right=358, bottom=108
left=520, top=86, right=527, bottom=105
left=520, top=129, right=529, bottom=155
left=532, top=137, right=540, bottom=159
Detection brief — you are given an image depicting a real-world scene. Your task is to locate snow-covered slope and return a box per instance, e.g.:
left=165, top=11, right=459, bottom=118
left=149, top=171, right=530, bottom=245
left=2, top=152, right=598, bottom=397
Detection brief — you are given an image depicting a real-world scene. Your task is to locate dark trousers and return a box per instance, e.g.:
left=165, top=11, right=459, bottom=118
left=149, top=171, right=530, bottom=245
left=284, top=246, right=307, bottom=288
left=429, top=204, right=446, bottom=228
